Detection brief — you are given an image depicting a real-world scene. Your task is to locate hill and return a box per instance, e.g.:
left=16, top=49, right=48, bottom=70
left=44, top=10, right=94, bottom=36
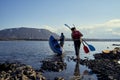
left=0, top=27, right=59, bottom=40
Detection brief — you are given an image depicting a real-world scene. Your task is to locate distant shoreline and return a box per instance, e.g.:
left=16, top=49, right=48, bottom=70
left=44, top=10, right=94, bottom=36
left=0, top=38, right=120, bottom=41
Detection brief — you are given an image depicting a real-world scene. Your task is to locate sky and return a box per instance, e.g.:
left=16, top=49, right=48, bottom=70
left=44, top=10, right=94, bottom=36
left=0, top=0, right=120, bottom=39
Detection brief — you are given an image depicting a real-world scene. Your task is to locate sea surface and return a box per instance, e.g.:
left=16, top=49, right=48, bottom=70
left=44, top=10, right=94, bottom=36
left=0, top=41, right=120, bottom=80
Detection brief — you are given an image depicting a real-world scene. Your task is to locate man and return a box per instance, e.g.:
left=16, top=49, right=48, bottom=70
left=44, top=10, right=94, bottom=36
left=71, top=27, right=83, bottom=60
left=59, top=33, right=65, bottom=47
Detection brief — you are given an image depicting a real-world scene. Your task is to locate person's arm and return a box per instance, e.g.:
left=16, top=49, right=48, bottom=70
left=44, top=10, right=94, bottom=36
left=80, top=38, right=82, bottom=42
left=71, top=33, right=74, bottom=40
left=79, top=31, right=83, bottom=42
left=78, top=31, right=83, bottom=37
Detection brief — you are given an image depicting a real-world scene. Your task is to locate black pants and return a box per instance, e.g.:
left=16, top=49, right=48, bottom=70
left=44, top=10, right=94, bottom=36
left=60, top=41, right=64, bottom=47
left=74, top=40, right=81, bottom=56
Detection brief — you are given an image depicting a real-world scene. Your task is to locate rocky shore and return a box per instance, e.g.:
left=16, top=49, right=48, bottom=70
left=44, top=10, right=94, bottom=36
left=94, top=47, right=120, bottom=60
left=0, top=58, right=66, bottom=80
left=1, top=47, right=120, bottom=80
left=80, top=47, right=120, bottom=80
left=80, top=59, right=120, bottom=80
left=0, top=62, right=45, bottom=80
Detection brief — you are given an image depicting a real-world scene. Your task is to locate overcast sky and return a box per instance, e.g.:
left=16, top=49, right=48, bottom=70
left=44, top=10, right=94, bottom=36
left=0, top=0, right=120, bottom=39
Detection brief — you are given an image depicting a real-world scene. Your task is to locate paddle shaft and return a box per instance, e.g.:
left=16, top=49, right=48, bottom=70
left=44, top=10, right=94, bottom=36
left=82, top=39, right=89, bottom=45
left=64, top=24, right=71, bottom=30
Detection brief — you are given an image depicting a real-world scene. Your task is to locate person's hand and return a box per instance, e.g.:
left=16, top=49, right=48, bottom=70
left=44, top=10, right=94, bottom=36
left=80, top=38, right=82, bottom=42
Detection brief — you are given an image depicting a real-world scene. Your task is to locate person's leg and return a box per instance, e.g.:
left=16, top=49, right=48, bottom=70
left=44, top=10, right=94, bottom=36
left=60, top=41, right=64, bottom=47
left=74, top=41, right=79, bottom=59
left=74, top=40, right=81, bottom=59
left=74, top=41, right=77, bottom=56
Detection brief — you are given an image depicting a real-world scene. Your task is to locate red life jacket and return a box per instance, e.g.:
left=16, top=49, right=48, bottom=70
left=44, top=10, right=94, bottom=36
left=72, top=30, right=83, bottom=39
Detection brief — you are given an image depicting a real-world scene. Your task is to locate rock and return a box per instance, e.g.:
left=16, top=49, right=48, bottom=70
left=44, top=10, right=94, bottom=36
left=54, top=77, right=64, bottom=80
left=40, top=59, right=67, bottom=72
left=79, top=58, right=120, bottom=80
left=0, top=62, right=46, bottom=80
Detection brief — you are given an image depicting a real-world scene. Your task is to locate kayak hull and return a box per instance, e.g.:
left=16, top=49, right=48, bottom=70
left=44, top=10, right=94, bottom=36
left=49, top=35, right=62, bottom=55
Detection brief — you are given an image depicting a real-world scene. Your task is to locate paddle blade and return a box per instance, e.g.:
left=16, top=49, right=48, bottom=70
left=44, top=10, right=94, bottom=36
left=83, top=45, right=89, bottom=53
left=88, top=44, right=95, bottom=51
left=64, top=24, right=71, bottom=29
left=82, top=39, right=95, bottom=51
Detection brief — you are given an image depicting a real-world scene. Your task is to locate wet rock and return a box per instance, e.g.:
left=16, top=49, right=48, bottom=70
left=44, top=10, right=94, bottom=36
left=40, top=56, right=67, bottom=72
left=94, top=47, right=120, bottom=60
left=80, top=58, right=120, bottom=80
left=41, top=60, right=67, bottom=72
left=54, top=77, right=64, bottom=80
left=0, top=62, right=46, bottom=80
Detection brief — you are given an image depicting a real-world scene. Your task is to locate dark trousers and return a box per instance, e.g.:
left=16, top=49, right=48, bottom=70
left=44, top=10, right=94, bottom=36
left=60, top=41, right=64, bottom=47
left=74, top=40, right=81, bottom=56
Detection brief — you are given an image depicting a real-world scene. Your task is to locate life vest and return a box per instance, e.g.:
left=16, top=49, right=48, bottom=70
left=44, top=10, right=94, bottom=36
left=72, top=30, right=83, bottom=39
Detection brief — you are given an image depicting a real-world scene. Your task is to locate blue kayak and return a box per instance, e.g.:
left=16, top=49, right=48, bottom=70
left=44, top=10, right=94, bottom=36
left=49, top=35, right=62, bottom=55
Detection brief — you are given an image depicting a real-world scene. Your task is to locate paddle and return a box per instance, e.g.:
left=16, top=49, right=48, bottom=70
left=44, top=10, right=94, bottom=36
left=64, top=24, right=90, bottom=53
left=81, top=40, right=89, bottom=53
left=64, top=24, right=71, bottom=29
left=82, top=39, right=95, bottom=51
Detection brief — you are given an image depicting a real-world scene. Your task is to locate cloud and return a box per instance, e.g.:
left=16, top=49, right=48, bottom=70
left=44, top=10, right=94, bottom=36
left=42, top=19, right=120, bottom=39
left=112, top=32, right=120, bottom=36
left=79, top=19, right=120, bottom=29
left=42, top=25, right=58, bottom=33
left=42, top=25, right=71, bottom=37
left=104, top=19, right=120, bottom=27
left=75, top=19, right=120, bottom=38
left=98, top=19, right=120, bottom=37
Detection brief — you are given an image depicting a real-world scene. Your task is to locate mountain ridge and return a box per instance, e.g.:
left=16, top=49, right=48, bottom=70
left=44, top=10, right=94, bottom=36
left=0, top=27, right=59, bottom=40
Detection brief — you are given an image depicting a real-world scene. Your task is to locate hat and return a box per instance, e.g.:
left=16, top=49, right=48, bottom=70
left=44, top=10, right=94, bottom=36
left=71, top=27, right=76, bottom=31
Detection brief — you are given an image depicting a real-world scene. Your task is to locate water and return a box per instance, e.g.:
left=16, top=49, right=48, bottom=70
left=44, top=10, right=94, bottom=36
left=0, top=41, right=119, bottom=80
